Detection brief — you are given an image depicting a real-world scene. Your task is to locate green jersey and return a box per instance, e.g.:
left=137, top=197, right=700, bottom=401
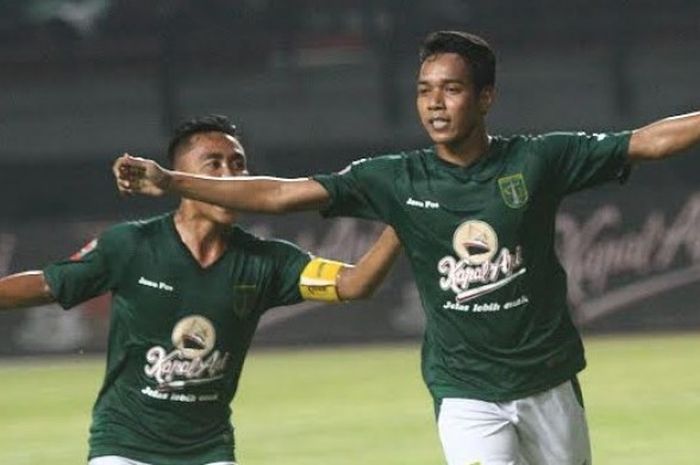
left=314, top=131, right=631, bottom=402
left=43, top=213, right=310, bottom=464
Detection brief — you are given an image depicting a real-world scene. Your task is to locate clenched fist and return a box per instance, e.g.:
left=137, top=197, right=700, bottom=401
left=113, top=154, right=171, bottom=197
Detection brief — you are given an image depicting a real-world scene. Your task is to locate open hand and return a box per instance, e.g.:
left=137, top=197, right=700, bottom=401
left=113, top=154, right=171, bottom=197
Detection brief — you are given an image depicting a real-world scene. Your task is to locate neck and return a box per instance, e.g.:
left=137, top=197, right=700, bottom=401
left=173, top=207, right=230, bottom=268
left=435, top=126, right=490, bottom=167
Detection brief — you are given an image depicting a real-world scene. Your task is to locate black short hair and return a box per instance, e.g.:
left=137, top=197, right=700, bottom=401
left=419, top=31, right=496, bottom=92
left=167, top=114, right=238, bottom=166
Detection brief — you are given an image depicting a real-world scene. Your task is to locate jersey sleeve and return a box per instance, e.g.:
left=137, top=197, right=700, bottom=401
left=43, top=223, right=137, bottom=309
left=312, top=156, right=399, bottom=222
left=535, top=131, right=632, bottom=196
left=261, top=239, right=312, bottom=309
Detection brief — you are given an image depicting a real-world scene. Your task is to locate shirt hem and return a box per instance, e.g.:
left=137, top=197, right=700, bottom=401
left=428, top=365, right=586, bottom=403
left=89, top=445, right=235, bottom=465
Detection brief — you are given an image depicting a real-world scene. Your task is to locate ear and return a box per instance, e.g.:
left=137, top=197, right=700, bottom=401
left=478, top=86, right=495, bottom=114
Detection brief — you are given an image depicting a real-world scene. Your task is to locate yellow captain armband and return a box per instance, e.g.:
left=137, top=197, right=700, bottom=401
left=299, top=257, right=346, bottom=302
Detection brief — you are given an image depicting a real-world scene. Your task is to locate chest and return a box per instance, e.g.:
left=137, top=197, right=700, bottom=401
left=400, top=175, right=536, bottom=238
left=114, top=249, right=268, bottom=340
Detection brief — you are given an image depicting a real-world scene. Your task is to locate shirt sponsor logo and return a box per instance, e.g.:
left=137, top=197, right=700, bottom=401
left=138, top=276, right=174, bottom=292
left=498, top=173, right=529, bottom=209
left=442, top=295, right=529, bottom=312
left=438, top=220, right=527, bottom=305
left=405, top=197, right=440, bottom=209
left=143, top=315, right=229, bottom=395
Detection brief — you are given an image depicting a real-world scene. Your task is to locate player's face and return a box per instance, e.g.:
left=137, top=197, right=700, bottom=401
left=177, top=131, right=248, bottom=224
left=416, top=53, right=493, bottom=150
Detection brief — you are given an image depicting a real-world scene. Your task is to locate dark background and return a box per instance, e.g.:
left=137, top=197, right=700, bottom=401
left=1, top=0, right=698, bottom=355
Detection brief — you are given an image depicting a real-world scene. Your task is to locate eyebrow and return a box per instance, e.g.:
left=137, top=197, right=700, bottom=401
left=200, top=152, right=224, bottom=161
left=200, top=151, right=245, bottom=160
left=417, top=79, right=466, bottom=86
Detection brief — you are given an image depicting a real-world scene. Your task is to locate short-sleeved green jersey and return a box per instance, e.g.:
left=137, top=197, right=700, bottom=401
left=43, top=213, right=310, bottom=464
left=314, top=132, right=631, bottom=402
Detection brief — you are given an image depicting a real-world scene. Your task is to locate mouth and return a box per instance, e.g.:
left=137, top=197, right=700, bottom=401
left=428, top=117, right=450, bottom=131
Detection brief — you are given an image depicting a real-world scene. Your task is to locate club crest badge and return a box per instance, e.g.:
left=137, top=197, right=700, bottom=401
left=232, top=284, right=257, bottom=318
left=498, top=173, right=529, bottom=209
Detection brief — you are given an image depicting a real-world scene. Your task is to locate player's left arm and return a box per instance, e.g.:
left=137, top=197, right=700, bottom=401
left=628, top=111, right=700, bottom=161
left=299, top=226, right=401, bottom=302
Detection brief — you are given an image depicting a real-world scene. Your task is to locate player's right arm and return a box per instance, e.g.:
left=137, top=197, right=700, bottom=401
left=0, top=271, right=55, bottom=310
left=2, top=225, right=136, bottom=312
left=113, top=154, right=330, bottom=213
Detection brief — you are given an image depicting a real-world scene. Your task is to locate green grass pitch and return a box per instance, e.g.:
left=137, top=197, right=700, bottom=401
left=1, top=333, right=699, bottom=465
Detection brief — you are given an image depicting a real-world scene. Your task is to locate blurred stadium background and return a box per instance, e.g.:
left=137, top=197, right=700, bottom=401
left=0, top=1, right=698, bottom=464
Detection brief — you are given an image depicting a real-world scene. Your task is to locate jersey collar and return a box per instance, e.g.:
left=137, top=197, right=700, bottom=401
left=427, top=136, right=506, bottom=182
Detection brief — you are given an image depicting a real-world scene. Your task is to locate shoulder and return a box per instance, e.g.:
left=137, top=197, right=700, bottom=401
left=516, top=131, right=587, bottom=149
left=493, top=133, right=546, bottom=150
left=99, top=213, right=171, bottom=248
left=491, top=133, right=578, bottom=145
left=491, top=133, right=573, bottom=160
left=334, top=150, right=425, bottom=186
left=229, top=226, right=310, bottom=259
left=511, top=131, right=628, bottom=158
left=342, top=150, right=418, bottom=173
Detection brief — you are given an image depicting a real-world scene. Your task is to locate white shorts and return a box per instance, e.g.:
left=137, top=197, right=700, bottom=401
left=437, top=379, right=591, bottom=465
left=88, top=456, right=236, bottom=465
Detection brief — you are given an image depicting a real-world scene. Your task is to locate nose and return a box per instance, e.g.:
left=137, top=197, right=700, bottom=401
left=427, top=89, right=445, bottom=110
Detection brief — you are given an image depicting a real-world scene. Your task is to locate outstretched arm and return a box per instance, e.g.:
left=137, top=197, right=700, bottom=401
left=336, top=226, right=402, bottom=301
left=0, top=271, right=55, bottom=310
left=299, top=226, right=402, bottom=302
left=113, top=154, right=330, bottom=213
left=629, top=111, right=700, bottom=161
